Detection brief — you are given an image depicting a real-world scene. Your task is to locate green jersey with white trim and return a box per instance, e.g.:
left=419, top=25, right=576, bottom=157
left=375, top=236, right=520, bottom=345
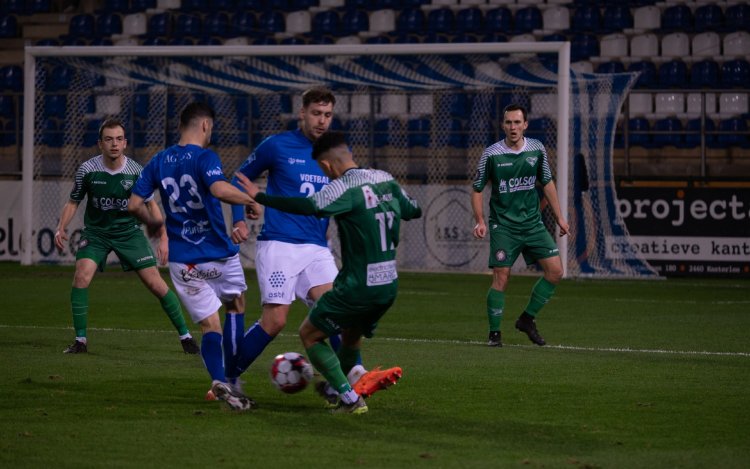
left=69, top=155, right=145, bottom=236
left=472, top=137, right=553, bottom=234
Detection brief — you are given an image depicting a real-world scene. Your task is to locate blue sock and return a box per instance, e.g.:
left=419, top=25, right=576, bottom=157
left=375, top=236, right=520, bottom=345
left=329, top=333, right=341, bottom=352
left=223, top=312, right=244, bottom=381
left=201, top=332, right=225, bottom=382
left=235, top=321, right=274, bottom=375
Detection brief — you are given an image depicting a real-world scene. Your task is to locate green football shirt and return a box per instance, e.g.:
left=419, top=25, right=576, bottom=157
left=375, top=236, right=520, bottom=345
left=472, top=137, right=553, bottom=234
left=69, top=155, right=145, bottom=236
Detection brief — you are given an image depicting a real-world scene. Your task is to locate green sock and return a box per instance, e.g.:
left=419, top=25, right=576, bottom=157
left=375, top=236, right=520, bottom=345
left=487, top=288, right=504, bottom=332
left=337, top=345, right=361, bottom=377
left=71, top=287, right=88, bottom=338
left=525, top=278, right=557, bottom=317
left=306, top=342, right=351, bottom=394
left=159, top=290, right=190, bottom=336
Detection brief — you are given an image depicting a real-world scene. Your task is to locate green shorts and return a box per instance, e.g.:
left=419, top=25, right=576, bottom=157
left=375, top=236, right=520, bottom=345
left=488, top=223, right=559, bottom=268
left=308, top=285, right=397, bottom=339
left=76, top=228, right=157, bottom=272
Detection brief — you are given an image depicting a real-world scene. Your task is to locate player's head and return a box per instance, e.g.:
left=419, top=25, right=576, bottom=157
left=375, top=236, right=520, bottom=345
left=179, top=102, right=215, bottom=147
left=502, top=104, right=529, bottom=148
left=299, top=87, right=335, bottom=142
left=98, top=118, right=127, bottom=160
left=311, top=130, right=352, bottom=178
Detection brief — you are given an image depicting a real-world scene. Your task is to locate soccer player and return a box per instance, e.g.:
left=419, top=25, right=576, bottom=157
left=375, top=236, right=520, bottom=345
left=54, top=118, right=199, bottom=356
left=471, top=104, right=570, bottom=348
left=235, top=131, right=422, bottom=414
left=128, top=103, right=257, bottom=411
left=228, top=87, right=400, bottom=402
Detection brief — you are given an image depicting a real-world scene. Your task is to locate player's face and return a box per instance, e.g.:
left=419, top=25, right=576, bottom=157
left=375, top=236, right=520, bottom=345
left=98, top=126, right=127, bottom=160
left=502, top=110, right=528, bottom=148
left=299, top=101, right=334, bottom=141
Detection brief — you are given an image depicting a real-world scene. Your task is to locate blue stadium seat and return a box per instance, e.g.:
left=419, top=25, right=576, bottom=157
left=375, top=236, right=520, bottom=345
left=131, top=0, right=156, bottom=12
left=30, top=0, right=51, bottom=14
left=259, top=11, right=285, bottom=34
left=365, top=34, right=391, bottom=44
left=101, top=0, right=130, bottom=14
left=373, top=118, right=403, bottom=148
left=97, top=12, right=123, bottom=36
left=236, top=0, right=264, bottom=9
left=446, top=119, right=465, bottom=148
left=407, top=118, right=430, bottom=148
left=456, top=7, right=483, bottom=34
left=175, top=14, right=202, bottom=38
left=42, top=118, right=63, bottom=148
left=725, top=4, right=750, bottom=32
left=571, top=5, right=600, bottom=33
left=148, top=12, right=171, bottom=37
left=685, top=118, right=716, bottom=148
left=721, top=59, right=750, bottom=89
left=653, top=117, right=683, bottom=147
left=628, top=60, right=657, bottom=89
left=266, top=0, right=289, bottom=10
left=179, top=0, right=207, bottom=11
left=397, top=8, right=425, bottom=34
left=485, top=7, right=512, bottom=34
left=313, top=10, right=340, bottom=37
left=717, top=117, right=749, bottom=148
left=0, top=95, right=14, bottom=118
left=0, top=14, right=18, bottom=38
left=211, top=0, right=234, bottom=10
left=393, top=32, right=422, bottom=44
left=690, top=59, right=720, bottom=89
left=455, top=32, right=479, bottom=43
left=0, top=65, right=22, bottom=92
left=596, top=61, right=625, bottom=74
left=2, top=0, right=26, bottom=15
left=69, top=14, right=95, bottom=38
left=1, top=119, right=17, bottom=147
left=571, top=33, right=599, bottom=62
left=661, top=4, right=692, bottom=32
left=232, top=11, right=257, bottom=37
left=82, top=119, right=100, bottom=147
left=142, top=36, right=168, bottom=45
left=203, top=11, right=230, bottom=37
left=694, top=4, right=723, bottom=33
left=514, top=6, right=542, bottom=34
left=46, top=65, right=74, bottom=92
left=526, top=117, right=552, bottom=145
left=658, top=60, right=688, bottom=89
left=427, top=8, right=454, bottom=34
left=602, top=4, right=632, bottom=33
left=425, top=32, right=450, bottom=43
left=627, top=117, right=651, bottom=148
left=342, top=9, right=368, bottom=36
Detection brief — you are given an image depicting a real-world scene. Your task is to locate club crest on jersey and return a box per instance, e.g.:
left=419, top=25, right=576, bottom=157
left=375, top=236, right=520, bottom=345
left=494, top=249, right=507, bottom=262
left=498, top=179, right=508, bottom=194
left=525, top=156, right=538, bottom=167
left=78, top=238, right=89, bottom=249
left=120, top=180, right=133, bottom=190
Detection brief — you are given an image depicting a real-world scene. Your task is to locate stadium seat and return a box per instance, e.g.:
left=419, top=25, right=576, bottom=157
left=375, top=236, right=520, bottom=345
left=148, top=12, right=171, bottom=37
left=286, top=10, right=311, bottom=35
left=658, top=60, right=688, bottom=89
left=653, top=117, right=683, bottom=147
left=175, top=14, right=201, bottom=38
left=370, top=9, right=396, bottom=35
left=46, top=65, right=74, bottom=92
left=313, top=10, right=340, bottom=37
left=571, top=5, right=600, bottom=33
left=692, top=32, right=721, bottom=59
left=407, top=118, right=430, bottom=148
left=686, top=92, right=717, bottom=119
left=723, top=32, right=750, bottom=59
left=526, top=117, right=551, bottom=145
left=571, top=34, right=599, bottom=62
left=514, top=6, right=542, bottom=34
left=123, top=13, right=147, bottom=36
left=374, top=118, right=404, bottom=148
left=0, top=95, right=14, bottom=119
left=630, top=33, right=658, bottom=60
left=600, top=33, right=628, bottom=60
left=446, top=119, right=465, bottom=148
left=725, top=3, right=750, bottom=32
left=30, top=0, right=51, bottom=14
left=602, top=4, right=632, bottom=33
left=342, top=9, right=369, bottom=36
left=1, top=119, right=18, bottom=147
left=397, top=8, right=425, bottom=35
left=236, top=0, right=264, bottom=9
left=365, top=34, right=390, bottom=44
left=0, top=65, right=23, bottom=92
left=633, top=5, right=660, bottom=31
left=596, top=61, right=625, bottom=74
left=259, top=11, right=285, bottom=35
left=627, top=117, right=651, bottom=148
left=654, top=93, right=685, bottom=117
left=661, top=33, right=690, bottom=60
left=427, top=8, right=454, bottom=34
left=542, top=6, right=569, bottom=33
left=203, top=12, right=230, bottom=37
left=2, top=0, right=25, bottom=14
left=685, top=117, right=716, bottom=148
left=717, top=117, right=749, bottom=148
left=179, top=0, right=207, bottom=11
left=456, top=7, right=483, bottom=34
left=142, top=36, right=168, bottom=45
left=82, top=119, right=100, bottom=148
left=690, top=59, right=720, bottom=89
left=131, top=0, right=156, bottom=11
left=662, top=4, right=692, bottom=33
left=694, top=4, right=723, bottom=33
left=719, top=93, right=749, bottom=118
left=721, top=59, right=750, bottom=89
left=0, top=14, right=18, bottom=38
left=101, top=0, right=129, bottom=13
left=97, top=12, right=123, bottom=36
left=628, top=93, right=653, bottom=117
left=232, top=11, right=257, bottom=37
left=485, top=7, right=512, bottom=35
left=69, top=14, right=96, bottom=38
left=42, top=118, right=63, bottom=148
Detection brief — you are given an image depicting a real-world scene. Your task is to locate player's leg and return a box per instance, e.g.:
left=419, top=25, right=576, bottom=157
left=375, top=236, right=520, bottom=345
left=485, top=228, right=520, bottom=347
left=64, top=258, right=98, bottom=353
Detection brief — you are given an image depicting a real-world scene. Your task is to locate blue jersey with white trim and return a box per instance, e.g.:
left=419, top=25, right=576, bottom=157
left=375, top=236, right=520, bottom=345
left=134, top=144, right=239, bottom=264
left=232, top=128, right=330, bottom=246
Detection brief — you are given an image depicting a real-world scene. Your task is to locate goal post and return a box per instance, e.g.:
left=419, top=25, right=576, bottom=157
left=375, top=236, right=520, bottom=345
left=20, top=42, right=654, bottom=278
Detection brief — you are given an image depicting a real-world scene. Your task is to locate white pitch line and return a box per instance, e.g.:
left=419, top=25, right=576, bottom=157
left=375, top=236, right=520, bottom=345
left=3, top=323, right=749, bottom=358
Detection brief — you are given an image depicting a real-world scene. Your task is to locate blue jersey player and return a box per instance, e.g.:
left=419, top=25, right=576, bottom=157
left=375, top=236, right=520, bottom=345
left=128, top=102, right=257, bottom=411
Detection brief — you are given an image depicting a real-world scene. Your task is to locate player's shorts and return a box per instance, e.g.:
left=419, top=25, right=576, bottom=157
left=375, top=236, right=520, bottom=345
left=168, top=254, right=247, bottom=323
left=76, top=228, right=157, bottom=272
left=308, top=286, right=397, bottom=339
left=488, top=223, right=559, bottom=268
left=255, top=240, right=338, bottom=307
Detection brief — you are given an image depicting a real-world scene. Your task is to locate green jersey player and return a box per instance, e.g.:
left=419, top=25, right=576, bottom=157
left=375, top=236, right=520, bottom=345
left=54, top=118, right=197, bottom=355
left=236, top=131, right=422, bottom=414
left=471, top=104, right=570, bottom=348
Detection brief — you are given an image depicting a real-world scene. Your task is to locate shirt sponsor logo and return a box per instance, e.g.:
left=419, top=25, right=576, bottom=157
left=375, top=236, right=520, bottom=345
left=136, top=255, right=154, bottom=263
left=92, top=197, right=129, bottom=211
left=180, top=266, right=222, bottom=282
left=499, top=162, right=513, bottom=167
left=362, top=186, right=393, bottom=209
left=299, top=173, right=329, bottom=184
left=287, top=157, right=306, bottom=165
left=366, top=260, right=398, bottom=286
left=92, top=180, right=107, bottom=185
left=498, top=176, right=536, bottom=193
left=205, top=167, right=223, bottom=178
left=181, top=219, right=210, bottom=245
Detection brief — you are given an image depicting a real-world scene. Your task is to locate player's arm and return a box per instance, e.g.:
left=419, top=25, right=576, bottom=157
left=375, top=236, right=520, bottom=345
left=54, top=200, right=80, bottom=252
left=128, top=193, right=163, bottom=238
left=471, top=191, right=487, bottom=239
left=145, top=199, right=168, bottom=265
left=229, top=148, right=266, bottom=242
left=235, top=172, right=316, bottom=215
left=541, top=181, right=570, bottom=236
left=209, top=180, right=256, bottom=206
left=395, top=184, right=422, bottom=220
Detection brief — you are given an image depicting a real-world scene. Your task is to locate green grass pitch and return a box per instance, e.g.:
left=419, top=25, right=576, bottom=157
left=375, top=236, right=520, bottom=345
left=0, top=263, right=748, bottom=468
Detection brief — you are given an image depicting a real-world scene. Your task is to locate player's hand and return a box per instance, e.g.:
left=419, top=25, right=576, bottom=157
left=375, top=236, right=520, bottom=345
left=473, top=221, right=487, bottom=239
left=54, top=229, right=68, bottom=252
left=231, top=221, right=249, bottom=244
left=246, top=200, right=263, bottom=220
left=234, top=172, right=259, bottom=199
left=557, top=218, right=570, bottom=237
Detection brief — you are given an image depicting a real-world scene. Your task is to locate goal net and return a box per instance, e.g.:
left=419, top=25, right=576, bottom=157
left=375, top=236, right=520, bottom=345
left=21, top=43, right=657, bottom=278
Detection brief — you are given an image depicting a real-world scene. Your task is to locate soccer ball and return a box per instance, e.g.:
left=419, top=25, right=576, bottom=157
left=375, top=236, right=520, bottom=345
left=269, top=352, right=314, bottom=394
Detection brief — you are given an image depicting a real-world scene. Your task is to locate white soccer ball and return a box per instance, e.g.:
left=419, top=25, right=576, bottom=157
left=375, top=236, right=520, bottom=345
left=269, top=352, right=314, bottom=394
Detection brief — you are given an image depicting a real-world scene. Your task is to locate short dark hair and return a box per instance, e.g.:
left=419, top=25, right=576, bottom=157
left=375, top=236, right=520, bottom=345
left=179, top=102, right=215, bottom=129
left=302, top=87, right=336, bottom=108
left=312, top=131, right=347, bottom=160
left=503, top=104, right=528, bottom=122
left=98, top=118, right=126, bottom=140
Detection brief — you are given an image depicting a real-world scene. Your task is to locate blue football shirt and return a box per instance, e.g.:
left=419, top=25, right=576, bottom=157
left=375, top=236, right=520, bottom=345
left=134, top=144, right=239, bottom=264
left=231, top=128, right=330, bottom=247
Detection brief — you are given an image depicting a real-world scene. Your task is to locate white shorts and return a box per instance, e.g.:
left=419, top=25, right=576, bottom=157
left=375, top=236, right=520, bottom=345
left=255, top=240, right=338, bottom=307
left=169, top=254, right=247, bottom=323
